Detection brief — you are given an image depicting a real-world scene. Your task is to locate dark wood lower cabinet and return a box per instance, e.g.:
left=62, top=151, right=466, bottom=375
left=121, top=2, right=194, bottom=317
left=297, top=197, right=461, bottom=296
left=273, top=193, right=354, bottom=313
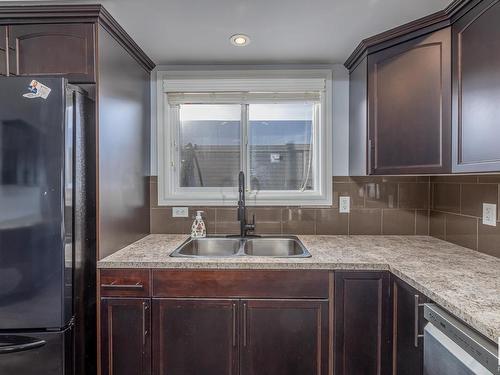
left=240, top=299, right=328, bottom=375
left=334, top=271, right=392, bottom=375
left=99, top=270, right=403, bottom=375
left=100, top=298, right=151, bottom=375
left=151, top=298, right=328, bottom=375
left=392, top=277, right=429, bottom=375
left=152, top=299, right=239, bottom=375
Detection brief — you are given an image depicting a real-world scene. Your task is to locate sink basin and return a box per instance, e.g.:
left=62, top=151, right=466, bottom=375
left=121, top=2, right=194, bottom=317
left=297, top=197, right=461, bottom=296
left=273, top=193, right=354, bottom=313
left=172, top=238, right=242, bottom=257
left=170, top=236, right=311, bottom=258
left=244, top=238, right=311, bottom=257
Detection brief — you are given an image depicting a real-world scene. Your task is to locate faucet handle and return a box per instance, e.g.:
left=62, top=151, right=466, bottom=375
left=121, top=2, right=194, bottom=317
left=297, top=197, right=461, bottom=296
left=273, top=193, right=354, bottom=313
left=249, top=214, right=256, bottom=231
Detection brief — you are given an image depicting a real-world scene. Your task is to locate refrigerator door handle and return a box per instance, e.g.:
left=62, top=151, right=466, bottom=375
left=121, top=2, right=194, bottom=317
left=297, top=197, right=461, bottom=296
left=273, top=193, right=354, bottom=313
left=0, top=336, right=46, bottom=355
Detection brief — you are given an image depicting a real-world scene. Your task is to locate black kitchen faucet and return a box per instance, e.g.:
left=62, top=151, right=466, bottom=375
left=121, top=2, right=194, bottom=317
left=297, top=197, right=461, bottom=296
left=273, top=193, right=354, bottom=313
left=237, top=171, right=256, bottom=237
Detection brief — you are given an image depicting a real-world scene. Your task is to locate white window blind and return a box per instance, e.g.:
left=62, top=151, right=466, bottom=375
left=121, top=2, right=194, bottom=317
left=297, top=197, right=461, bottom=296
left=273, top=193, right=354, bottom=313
left=166, top=92, right=322, bottom=105
left=163, top=78, right=326, bottom=93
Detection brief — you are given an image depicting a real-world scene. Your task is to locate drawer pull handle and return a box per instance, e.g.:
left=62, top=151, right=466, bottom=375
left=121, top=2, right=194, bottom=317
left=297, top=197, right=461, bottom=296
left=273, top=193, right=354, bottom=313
left=232, top=302, right=237, bottom=347
left=101, top=281, right=144, bottom=289
left=243, top=302, right=248, bottom=347
left=142, top=302, right=149, bottom=346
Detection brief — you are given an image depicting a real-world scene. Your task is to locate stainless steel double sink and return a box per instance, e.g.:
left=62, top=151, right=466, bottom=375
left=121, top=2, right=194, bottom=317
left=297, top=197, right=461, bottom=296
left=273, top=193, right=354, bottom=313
left=170, top=236, right=311, bottom=258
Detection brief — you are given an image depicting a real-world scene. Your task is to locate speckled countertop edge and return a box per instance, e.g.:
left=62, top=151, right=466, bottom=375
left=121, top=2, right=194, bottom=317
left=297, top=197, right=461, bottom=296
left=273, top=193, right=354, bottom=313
left=97, top=234, right=500, bottom=343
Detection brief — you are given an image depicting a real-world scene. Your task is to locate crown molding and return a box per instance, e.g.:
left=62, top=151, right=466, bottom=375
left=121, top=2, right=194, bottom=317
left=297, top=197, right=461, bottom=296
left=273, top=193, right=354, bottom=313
left=344, top=0, right=479, bottom=71
left=0, top=4, right=155, bottom=72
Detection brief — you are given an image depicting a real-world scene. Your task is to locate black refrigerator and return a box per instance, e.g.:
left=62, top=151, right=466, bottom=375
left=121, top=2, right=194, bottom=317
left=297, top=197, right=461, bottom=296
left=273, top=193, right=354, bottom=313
left=0, top=77, right=95, bottom=375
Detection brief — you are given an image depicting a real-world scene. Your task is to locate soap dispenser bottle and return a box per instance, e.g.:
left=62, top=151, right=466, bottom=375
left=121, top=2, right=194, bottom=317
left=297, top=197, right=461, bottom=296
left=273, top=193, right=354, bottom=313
left=191, top=210, right=206, bottom=238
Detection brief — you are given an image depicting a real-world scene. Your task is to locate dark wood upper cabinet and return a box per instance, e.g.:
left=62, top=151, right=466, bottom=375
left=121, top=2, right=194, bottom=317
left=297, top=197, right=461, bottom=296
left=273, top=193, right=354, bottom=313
left=101, top=298, right=151, bottom=375
left=334, top=271, right=392, bottom=375
left=0, top=26, right=6, bottom=75
left=240, top=299, right=328, bottom=375
left=452, top=0, right=500, bottom=172
left=367, top=28, right=451, bottom=175
left=7, top=23, right=95, bottom=82
left=392, top=277, right=430, bottom=375
left=152, top=299, right=239, bottom=375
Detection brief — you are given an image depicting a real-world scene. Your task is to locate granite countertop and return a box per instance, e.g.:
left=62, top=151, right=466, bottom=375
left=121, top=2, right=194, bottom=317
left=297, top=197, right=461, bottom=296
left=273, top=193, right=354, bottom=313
left=98, top=234, right=500, bottom=343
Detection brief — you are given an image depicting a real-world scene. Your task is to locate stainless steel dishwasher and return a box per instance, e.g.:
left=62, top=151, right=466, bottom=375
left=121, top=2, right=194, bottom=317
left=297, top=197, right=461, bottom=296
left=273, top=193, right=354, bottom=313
left=423, top=304, right=499, bottom=375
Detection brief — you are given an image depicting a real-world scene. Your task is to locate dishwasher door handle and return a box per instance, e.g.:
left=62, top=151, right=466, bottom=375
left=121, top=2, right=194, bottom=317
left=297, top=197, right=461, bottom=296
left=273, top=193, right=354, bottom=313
left=414, top=294, right=425, bottom=347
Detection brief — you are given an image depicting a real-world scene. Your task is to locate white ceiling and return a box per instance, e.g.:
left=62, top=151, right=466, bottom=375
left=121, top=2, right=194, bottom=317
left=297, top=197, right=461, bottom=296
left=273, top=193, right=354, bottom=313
left=4, top=0, right=451, bottom=65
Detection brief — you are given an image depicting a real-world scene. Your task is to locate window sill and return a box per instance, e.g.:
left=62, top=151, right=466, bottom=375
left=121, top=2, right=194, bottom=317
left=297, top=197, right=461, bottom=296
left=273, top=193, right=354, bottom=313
left=158, top=193, right=332, bottom=207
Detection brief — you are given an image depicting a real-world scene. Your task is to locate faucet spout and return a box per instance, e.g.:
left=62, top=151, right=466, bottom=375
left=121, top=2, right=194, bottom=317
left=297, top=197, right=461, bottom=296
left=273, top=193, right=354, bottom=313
left=238, top=171, right=255, bottom=237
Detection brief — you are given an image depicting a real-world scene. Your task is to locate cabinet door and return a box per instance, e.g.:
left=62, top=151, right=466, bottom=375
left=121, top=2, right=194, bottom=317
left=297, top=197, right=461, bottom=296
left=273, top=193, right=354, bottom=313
left=101, top=298, right=151, bottom=375
left=7, top=23, right=95, bottom=82
left=0, top=26, right=6, bottom=75
left=367, top=28, right=451, bottom=174
left=453, top=0, right=500, bottom=172
left=392, top=278, right=430, bottom=375
left=240, top=299, right=328, bottom=375
left=153, top=299, right=238, bottom=375
left=334, top=271, right=392, bottom=375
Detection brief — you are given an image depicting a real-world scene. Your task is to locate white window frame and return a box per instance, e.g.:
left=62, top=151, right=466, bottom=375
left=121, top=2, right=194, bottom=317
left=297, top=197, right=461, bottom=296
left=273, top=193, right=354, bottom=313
left=156, top=70, right=332, bottom=206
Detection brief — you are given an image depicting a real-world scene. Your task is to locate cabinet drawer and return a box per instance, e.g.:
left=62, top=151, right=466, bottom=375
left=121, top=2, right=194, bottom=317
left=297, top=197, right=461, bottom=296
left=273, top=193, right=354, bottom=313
left=100, top=269, right=151, bottom=297
left=152, top=270, right=329, bottom=299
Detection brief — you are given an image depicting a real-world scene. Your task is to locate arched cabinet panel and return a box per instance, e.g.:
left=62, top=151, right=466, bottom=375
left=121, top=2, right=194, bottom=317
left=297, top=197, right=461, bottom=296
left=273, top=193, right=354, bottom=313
left=7, top=23, right=95, bottom=82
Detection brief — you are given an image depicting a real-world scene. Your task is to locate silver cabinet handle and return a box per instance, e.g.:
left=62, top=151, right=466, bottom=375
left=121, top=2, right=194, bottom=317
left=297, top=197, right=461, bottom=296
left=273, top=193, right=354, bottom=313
left=414, top=295, right=425, bottom=347
left=142, top=302, right=149, bottom=346
left=232, top=302, right=237, bottom=347
left=243, top=302, right=248, bottom=347
left=101, top=281, right=143, bottom=289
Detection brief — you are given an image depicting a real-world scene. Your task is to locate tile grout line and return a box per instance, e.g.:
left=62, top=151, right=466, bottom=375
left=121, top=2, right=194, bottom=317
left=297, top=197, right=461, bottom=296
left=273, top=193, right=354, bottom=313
left=476, top=218, right=479, bottom=251
left=380, top=208, right=384, bottom=235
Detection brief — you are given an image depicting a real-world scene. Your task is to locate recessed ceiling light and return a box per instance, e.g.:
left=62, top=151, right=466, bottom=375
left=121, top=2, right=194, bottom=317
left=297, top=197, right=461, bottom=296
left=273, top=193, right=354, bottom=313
left=230, top=34, right=250, bottom=47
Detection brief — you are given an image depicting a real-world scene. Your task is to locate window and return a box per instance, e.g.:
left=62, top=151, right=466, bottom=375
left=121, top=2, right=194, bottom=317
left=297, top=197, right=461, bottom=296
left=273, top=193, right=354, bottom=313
left=248, top=103, right=314, bottom=191
left=179, top=104, right=241, bottom=188
left=157, top=71, right=332, bottom=206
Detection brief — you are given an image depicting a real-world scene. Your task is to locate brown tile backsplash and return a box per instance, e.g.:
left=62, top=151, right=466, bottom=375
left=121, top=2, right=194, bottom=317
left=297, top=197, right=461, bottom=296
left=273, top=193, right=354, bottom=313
left=332, top=182, right=365, bottom=208
left=460, top=184, right=498, bottom=217
left=478, top=223, right=500, bottom=258
left=151, top=207, right=215, bottom=234
left=399, top=183, right=430, bottom=209
left=415, top=210, right=430, bottom=235
left=382, top=209, right=416, bottom=235
left=349, top=209, right=382, bottom=235
left=429, top=175, right=500, bottom=258
left=432, top=183, right=461, bottom=213
left=149, top=174, right=500, bottom=258
left=429, top=210, right=446, bottom=240
left=445, top=213, right=478, bottom=250
left=316, top=209, right=349, bottom=235
left=365, top=182, right=398, bottom=208
left=282, top=208, right=316, bottom=235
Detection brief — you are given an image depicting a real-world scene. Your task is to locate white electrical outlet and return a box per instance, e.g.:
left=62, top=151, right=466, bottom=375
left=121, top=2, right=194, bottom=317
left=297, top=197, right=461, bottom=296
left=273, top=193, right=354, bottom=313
left=339, top=196, right=350, bottom=213
left=482, top=203, right=497, bottom=226
left=172, top=207, right=189, bottom=218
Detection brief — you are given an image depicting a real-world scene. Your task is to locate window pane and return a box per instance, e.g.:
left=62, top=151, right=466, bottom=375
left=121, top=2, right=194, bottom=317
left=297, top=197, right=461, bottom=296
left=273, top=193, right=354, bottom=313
left=248, top=103, right=314, bottom=191
left=179, top=104, right=240, bottom=187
